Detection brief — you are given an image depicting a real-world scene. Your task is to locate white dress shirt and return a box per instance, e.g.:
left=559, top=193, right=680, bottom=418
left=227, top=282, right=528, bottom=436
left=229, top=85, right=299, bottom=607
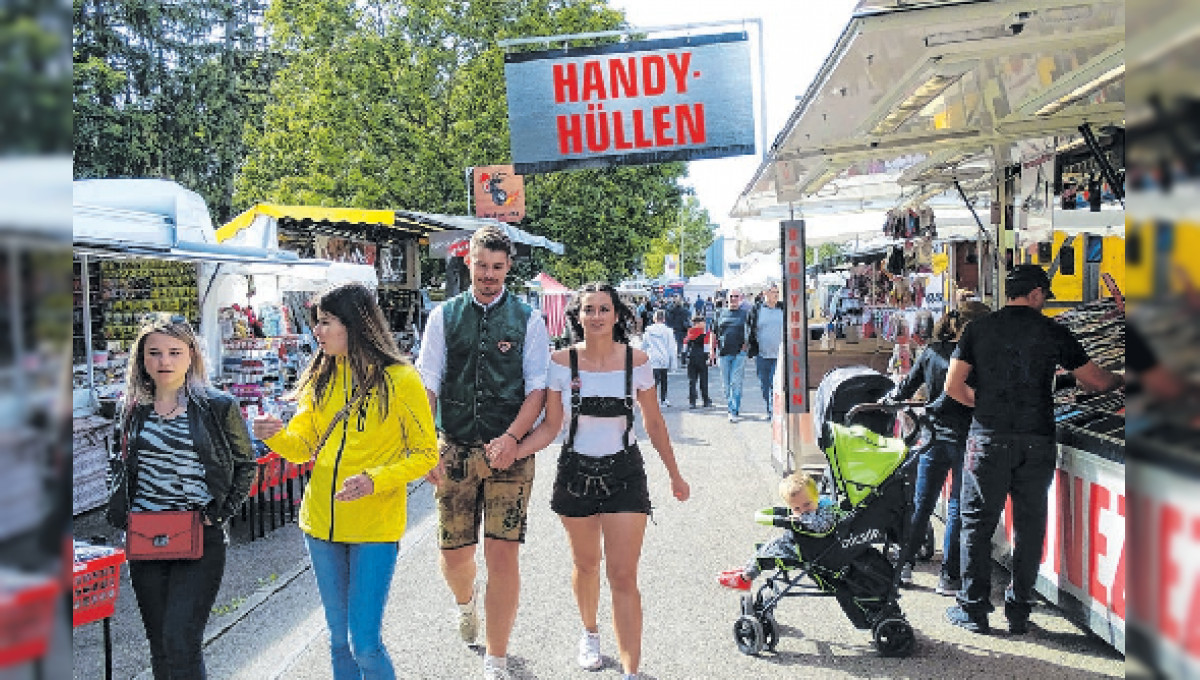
left=415, top=286, right=550, bottom=396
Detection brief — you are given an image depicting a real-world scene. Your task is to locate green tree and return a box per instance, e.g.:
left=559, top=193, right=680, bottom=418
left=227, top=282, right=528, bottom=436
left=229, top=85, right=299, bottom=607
left=73, top=0, right=273, bottom=222
left=807, top=242, right=845, bottom=267
left=237, top=0, right=689, bottom=287
left=642, top=195, right=714, bottom=279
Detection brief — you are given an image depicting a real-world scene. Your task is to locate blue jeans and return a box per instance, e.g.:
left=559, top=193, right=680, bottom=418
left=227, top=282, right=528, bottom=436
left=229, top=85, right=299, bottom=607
left=305, top=535, right=400, bottom=680
left=754, top=356, right=777, bottom=416
left=905, top=439, right=964, bottom=576
left=957, top=432, right=1056, bottom=621
left=718, top=352, right=747, bottom=415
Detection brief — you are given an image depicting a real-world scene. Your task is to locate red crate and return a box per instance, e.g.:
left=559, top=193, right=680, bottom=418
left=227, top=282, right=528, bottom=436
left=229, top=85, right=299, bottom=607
left=0, top=577, right=59, bottom=666
left=73, top=550, right=125, bottom=627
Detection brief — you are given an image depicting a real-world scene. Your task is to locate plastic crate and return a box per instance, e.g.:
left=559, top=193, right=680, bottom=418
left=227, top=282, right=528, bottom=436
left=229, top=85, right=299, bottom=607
left=73, top=549, right=125, bottom=627
left=0, top=577, right=59, bottom=666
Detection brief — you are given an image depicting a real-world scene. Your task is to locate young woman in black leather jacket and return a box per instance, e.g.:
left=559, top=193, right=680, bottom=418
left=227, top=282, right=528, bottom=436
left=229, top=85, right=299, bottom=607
left=107, top=315, right=256, bottom=680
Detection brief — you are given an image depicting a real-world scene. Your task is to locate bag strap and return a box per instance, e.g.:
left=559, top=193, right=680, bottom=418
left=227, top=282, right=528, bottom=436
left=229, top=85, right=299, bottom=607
left=566, top=347, right=581, bottom=450
left=623, top=344, right=634, bottom=449
left=310, top=382, right=369, bottom=459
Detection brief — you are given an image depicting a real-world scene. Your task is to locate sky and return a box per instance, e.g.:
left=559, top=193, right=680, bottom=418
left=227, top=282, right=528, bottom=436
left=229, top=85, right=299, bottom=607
left=607, top=0, right=862, bottom=236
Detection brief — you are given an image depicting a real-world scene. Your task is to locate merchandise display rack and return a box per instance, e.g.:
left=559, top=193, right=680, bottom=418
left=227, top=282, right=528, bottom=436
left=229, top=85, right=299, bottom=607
left=1052, top=298, right=1125, bottom=459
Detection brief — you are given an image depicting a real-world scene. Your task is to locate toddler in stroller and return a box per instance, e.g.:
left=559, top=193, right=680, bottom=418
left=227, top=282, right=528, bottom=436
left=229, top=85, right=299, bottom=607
left=717, top=471, right=836, bottom=591
left=720, top=367, right=924, bottom=658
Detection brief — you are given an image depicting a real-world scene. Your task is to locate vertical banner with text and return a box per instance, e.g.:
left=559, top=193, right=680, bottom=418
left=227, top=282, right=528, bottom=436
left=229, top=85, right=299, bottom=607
left=779, top=220, right=810, bottom=472
left=504, top=33, right=755, bottom=173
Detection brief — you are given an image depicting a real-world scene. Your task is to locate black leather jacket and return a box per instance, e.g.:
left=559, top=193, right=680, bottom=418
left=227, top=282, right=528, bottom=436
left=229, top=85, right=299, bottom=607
left=107, top=389, right=257, bottom=530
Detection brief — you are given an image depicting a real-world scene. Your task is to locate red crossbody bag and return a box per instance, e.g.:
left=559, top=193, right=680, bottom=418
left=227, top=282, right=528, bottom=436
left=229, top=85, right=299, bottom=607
left=126, top=510, right=203, bottom=561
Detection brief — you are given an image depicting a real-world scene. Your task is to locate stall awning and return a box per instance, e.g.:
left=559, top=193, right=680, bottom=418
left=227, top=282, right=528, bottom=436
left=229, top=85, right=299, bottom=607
left=73, top=180, right=330, bottom=267
left=217, top=203, right=453, bottom=246
left=424, top=213, right=565, bottom=256
left=733, top=0, right=1125, bottom=218
left=219, top=204, right=564, bottom=255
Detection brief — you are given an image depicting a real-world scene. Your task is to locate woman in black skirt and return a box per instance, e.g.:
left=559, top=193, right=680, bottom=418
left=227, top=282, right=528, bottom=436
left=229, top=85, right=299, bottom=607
left=517, top=283, right=689, bottom=680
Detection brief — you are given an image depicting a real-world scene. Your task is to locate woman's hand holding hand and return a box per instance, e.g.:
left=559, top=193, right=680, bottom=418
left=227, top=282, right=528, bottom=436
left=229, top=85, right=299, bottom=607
left=334, top=473, right=375, bottom=502
left=253, top=413, right=283, bottom=440
left=670, top=474, right=690, bottom=502
left=424, top=461, right=445, bottom=487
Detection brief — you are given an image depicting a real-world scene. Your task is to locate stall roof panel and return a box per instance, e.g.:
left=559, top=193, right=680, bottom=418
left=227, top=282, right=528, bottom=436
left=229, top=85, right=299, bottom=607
left=734, top=0, right=1125, bottom=217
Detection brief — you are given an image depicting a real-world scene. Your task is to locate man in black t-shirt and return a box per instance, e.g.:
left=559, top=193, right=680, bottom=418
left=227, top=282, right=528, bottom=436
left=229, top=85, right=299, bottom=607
left=943, top=265, right=1121, bottom=635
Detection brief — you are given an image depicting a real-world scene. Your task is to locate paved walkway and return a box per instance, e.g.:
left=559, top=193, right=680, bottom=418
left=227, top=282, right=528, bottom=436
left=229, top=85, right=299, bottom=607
left=73, top=363, right=1124, bottom=679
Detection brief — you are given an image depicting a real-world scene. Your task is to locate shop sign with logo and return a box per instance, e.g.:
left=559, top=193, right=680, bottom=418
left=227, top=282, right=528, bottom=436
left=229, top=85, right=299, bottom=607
left=473, top=165, right=525, bottom=223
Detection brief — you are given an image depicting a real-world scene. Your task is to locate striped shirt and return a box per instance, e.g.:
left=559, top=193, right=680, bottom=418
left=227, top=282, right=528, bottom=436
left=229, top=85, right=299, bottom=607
left=130, top=408, right=213, bottom=512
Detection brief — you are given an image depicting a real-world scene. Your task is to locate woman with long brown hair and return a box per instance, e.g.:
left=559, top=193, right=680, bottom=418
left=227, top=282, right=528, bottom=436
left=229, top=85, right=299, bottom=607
left=107, top=314, right=256, bottom=680
left=253, top=282, right=436, bottom=680
left=516, top=282, right=689, bottom=680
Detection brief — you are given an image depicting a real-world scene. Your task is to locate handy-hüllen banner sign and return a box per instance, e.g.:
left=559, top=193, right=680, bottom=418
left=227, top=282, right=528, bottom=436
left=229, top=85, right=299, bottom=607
left=504, top=32, right=755, bottom=174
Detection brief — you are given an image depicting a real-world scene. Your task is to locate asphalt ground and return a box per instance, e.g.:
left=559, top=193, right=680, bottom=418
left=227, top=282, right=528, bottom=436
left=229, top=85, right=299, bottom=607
left=72, top=361, right=1124, bottom=679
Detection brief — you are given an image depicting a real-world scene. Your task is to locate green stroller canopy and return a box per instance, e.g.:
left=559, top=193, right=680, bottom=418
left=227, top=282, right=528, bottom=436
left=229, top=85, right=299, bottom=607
left=825, top=423, right=907, bottom=507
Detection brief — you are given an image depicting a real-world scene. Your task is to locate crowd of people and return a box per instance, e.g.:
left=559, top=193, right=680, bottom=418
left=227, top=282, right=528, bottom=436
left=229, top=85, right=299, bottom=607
left=105, top=226, right=1128, bottom=678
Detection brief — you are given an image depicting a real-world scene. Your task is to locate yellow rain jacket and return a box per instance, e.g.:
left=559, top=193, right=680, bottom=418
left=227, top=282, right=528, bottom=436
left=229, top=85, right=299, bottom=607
left=265, top=360, right=437, bottom=543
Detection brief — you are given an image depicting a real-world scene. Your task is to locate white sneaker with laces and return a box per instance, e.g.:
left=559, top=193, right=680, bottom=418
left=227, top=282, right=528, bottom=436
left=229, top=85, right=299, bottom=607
left=483, top=655, right=511, bottom=680
left=577, top=630, right=602, bottom=670
left=457, top=588, right=479, bottom=644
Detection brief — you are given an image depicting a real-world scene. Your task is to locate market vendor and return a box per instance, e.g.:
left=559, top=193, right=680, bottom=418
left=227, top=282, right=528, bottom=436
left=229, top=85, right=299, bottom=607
left=942, top=264, right=1122, bottom=635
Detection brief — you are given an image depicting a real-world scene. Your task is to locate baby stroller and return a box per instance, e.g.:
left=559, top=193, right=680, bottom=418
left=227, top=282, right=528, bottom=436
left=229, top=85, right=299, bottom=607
left=731, top=367, right=925, bottom=658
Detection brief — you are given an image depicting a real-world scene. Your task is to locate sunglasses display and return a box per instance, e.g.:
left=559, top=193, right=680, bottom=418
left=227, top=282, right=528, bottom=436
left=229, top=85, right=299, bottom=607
left=74, top=258, right=200, bottom=363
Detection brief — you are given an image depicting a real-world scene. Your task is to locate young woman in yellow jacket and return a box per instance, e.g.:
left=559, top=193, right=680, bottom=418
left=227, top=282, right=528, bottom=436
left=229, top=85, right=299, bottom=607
left=254, top=282, right=436, bottom=680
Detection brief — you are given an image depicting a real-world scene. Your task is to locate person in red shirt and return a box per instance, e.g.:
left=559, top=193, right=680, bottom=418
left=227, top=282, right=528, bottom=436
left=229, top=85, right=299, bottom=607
left=683, top=315, right=714, bottom=408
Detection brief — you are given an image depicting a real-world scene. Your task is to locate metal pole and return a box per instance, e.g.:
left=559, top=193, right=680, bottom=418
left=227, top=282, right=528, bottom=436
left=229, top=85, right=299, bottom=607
left=497, top=19, right=756, bottom=48
left=754, top=18, right=769, bottom=162
left=81, top=254, right=97, bottom=410
left=464, top=167, right=474, bottom=216
left=9, top=241, right=27, bottom=406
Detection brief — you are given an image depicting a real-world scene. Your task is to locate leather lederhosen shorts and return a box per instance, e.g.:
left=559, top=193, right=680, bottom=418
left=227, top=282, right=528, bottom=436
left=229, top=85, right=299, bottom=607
left=550, top=443, right=651, bottom=518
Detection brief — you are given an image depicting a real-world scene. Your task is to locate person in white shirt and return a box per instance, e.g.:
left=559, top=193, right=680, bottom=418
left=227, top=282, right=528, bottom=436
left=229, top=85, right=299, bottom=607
left=414, top=226, right=550, bottom=680
left=641, top=310, right=678, bottom=407
left=516, top=282, right=689, bottom=680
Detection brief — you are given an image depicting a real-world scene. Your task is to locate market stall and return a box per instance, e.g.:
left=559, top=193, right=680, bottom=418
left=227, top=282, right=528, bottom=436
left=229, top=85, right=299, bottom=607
left=72, top=180, right=332, bottom=515
left=731, top=0, right=1126, bottom=651
left=528, top=272, right=571, bottom=340
left=218, top=204, right=451, bottom=353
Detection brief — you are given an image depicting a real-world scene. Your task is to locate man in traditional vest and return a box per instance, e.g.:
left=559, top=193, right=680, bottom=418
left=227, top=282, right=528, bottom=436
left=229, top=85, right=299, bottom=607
left=416, top=226, right=550, bottom=680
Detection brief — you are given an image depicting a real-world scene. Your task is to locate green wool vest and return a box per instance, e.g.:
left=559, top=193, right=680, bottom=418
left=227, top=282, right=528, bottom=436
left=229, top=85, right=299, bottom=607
left=438, top=291, right=531, bottom=443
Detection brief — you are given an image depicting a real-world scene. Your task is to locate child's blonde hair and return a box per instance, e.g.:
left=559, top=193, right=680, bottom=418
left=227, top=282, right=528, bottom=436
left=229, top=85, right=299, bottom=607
left=778, top=471, right=819, bottom=505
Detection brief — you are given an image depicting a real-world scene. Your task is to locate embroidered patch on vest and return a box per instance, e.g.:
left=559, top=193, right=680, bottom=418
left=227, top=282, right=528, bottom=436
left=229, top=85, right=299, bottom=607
left=497, top=340, right=513, bottom=353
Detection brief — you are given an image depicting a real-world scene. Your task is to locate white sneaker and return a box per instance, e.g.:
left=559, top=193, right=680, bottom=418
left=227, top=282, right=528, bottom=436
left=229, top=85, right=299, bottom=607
left=661, top=399, right=671, bottom=407
left=899, top=563, right=914, bottom=587
left=483, top=655, right=511, bottom=680
left=457, top=589, right=479, bottom=644
left=577, top=630, right=602, bottom=670
left=729, top=414, right=740, bottom=423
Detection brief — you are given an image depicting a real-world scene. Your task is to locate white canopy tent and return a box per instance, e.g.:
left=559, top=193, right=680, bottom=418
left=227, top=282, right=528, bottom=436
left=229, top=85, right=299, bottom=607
left=683, top=272, right=722, bottom=301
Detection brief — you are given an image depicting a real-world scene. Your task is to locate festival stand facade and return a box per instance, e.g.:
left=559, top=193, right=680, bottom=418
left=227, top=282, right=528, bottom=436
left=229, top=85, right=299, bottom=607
left=732, top=0, right=1127, bottom=654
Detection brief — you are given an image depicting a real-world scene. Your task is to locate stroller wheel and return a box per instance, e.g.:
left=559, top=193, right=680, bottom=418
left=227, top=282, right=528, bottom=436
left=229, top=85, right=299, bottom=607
left=872, top=617, right=915, bottom=657
left=733, top=614, right=765, bottom=655
left=917, top=524, right=936, bottom=561
left=760, top=612, right=780, bottom=651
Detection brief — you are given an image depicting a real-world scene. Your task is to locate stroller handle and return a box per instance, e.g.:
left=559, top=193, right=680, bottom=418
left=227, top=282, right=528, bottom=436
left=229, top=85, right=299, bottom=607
left=844, top=403, right=929, bottom=448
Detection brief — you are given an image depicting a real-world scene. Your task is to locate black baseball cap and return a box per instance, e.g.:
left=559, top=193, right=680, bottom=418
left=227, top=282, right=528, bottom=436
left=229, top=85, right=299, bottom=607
left=1006, top=264, right=1055, bottom=299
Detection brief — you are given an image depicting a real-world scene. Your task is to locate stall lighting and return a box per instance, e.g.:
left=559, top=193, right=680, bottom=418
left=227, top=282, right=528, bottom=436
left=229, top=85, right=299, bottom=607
left=1034, top=64, right=1125, bottom=117
left=869, top=71, right=967, bottom=136
left=924, top=25, right=1010, bottom=48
